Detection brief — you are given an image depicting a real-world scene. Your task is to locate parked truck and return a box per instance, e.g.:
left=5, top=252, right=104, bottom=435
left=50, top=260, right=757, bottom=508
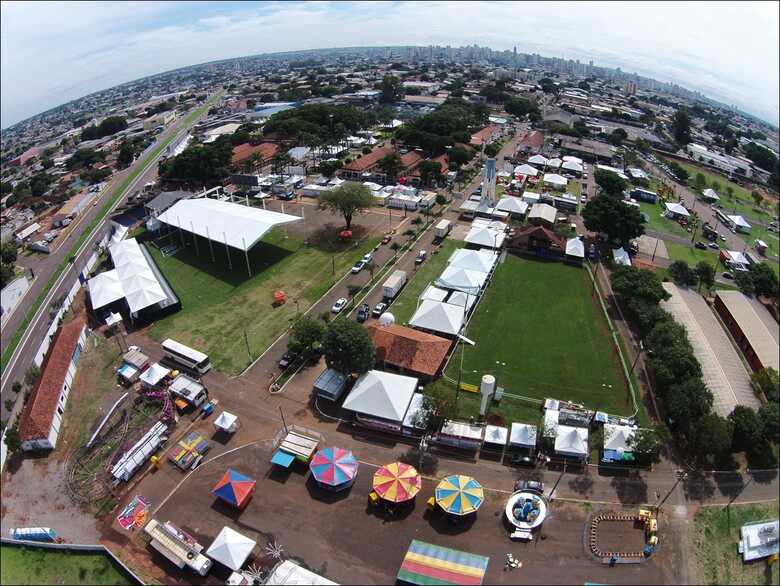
left=382, top=270, right=407, bottom=301
left=435, top=219, right=452, bottom=239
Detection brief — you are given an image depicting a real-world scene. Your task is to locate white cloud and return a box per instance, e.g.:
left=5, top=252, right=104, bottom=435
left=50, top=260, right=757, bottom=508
left=1, top=0, right=778, bottom=127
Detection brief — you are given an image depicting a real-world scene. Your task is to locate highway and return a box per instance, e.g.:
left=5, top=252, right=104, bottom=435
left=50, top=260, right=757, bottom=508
left=0, top=95, right=219, bottom=421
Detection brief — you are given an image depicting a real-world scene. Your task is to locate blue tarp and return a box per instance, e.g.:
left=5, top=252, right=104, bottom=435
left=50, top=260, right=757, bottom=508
left=271, top=449, right=295, bottom=468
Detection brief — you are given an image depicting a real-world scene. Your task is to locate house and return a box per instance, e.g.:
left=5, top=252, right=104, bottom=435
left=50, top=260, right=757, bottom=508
left=340, top=145, right=394, bottom=180
left=231, top=142, right=279, bottom=167
left=367, top=323, right=451, bottom=379
left=527, top=202, right=558, bottom=227
left=341, top=370, right=419, bottom=433
left=508, top=225, right=565, bottom=259
left=18, top=316, right=87, bottom=451
left=713, top=290, right=779, bottom=372
left=399, top=151, right=424, bottom=177
left=470, top=125, right=501, bottom=147
left=516, top=131, right=544, bottom=154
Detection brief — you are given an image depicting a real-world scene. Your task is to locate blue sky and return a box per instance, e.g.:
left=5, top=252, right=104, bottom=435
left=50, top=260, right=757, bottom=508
left=1, top=1, right=778, bottom=128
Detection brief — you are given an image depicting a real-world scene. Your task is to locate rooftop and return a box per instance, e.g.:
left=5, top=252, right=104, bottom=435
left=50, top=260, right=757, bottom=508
left=367, top=323, right=451, bottom=377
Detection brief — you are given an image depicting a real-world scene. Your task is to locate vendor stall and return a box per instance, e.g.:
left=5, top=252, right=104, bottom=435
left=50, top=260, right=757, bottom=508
left=212, top=468, right=256, bottom=510
left=139, top=363, right=171, bottom=388
left=214, top=411, right=240, bottom=434
left=271, top=426, right=321, bottom=469
left=397, top=539, right=490, bottom=585
left=372, top=462, right=422, bottom=504
left=435, top=475, right=484, bottom=516
left=309, top=447, right=359, bottom=491
left=206, top=526, right=256, bottom=571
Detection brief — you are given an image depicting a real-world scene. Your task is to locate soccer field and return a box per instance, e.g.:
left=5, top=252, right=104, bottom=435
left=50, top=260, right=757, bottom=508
left=444, top=255, right=632, bottom=415
left=147, top=229, right=376, bottom=375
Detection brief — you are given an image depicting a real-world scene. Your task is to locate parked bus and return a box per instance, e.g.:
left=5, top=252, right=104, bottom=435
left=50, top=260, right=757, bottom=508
left=161, top=339, right=211, bottom=374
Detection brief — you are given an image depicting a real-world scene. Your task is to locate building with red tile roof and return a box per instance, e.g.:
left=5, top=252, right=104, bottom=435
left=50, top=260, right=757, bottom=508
left=231, top=142, right=279, bottom=167
left=18, top=316, right=87, bottom=451
left=367, top=323, right=452, bottom=379
left=470, top=125, right=501, bottom=147
left=517, top=131, right=545, bottom=153
left=341, top=145, right=395, bottom=178
left=399, top=151, right=424, bottom=176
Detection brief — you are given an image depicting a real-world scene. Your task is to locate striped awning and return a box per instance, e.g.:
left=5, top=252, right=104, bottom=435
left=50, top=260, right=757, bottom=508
left=397, top=539, right=489, bottom=585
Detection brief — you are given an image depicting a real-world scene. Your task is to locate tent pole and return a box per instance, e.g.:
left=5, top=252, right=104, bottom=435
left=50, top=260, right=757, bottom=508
left=223, top=231, right=232, bottom=269
left=190, top=221, right=200, bottom=255
left=205, top=225, right=215, bottom=262
left=177, top=215, right=185, bottom=247
left=243, top=237, right=251, bottom=277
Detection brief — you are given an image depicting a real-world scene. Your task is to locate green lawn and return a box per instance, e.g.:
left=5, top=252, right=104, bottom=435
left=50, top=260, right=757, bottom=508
left=147, top=229, right=377, bottom=374
left=0, top=546, right=134, bottom=585
left=444, top=256, right=632, bottom=416
left=567, top=179, right=582, bottom=197
left=425, top=379, right=544, bottom=426
left=390, top=238, right=464, bottom=324
left=665, top=242, right=722, bottom=267
left=694, top=502, right=780, bottom=586
left=744, top=226, right=780, bottom=258
left=638, top=201, right=695, bottom=240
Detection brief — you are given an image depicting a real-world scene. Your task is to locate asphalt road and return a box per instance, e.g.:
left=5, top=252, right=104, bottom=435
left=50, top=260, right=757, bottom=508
left=0, top=99, right=215, bottom=420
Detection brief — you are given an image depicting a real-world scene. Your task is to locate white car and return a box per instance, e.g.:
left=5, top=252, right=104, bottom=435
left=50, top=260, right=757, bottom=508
left=362, top=252, right=373, bottom=263
left=331, top=298, right=348, bottom=314
left=351, top=260, right=366, bottom=273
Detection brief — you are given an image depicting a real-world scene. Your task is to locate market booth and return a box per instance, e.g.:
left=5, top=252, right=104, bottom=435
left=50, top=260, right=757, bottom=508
left=214, top=411, right=240, bottom=434
left=212, top=468, right=256, bottom=510
left=397, top=539, right=490, bottom=585
left=309, top=447, right=358, bottom=491
left=206, top=526, right=256, bottom=572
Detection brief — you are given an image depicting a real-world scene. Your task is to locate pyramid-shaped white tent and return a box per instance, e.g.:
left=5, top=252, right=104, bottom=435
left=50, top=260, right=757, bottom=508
left=546, top=158, right=563, bottom=169
left=543, top=173, right=568, bottom=188
left=664, top=202, right=690, bottom=218
left=214, top=411, right=239, bottom=433
left=88, top=270, right=125, bottom=309
left=562, top=155, right=583, bottom=164
left=528, top=154, right=548, bottom=166
left=420, top=284, right=448, bottom=303
left=554, top=425, right=588, bottom=459
left=207, top=526, right=256, bottom=571
left=464, top=226, right=506, bottom=249
left=409, top=299, right=465, bottom=336
left=509, top=423, right=538, bottom=448
left=514, top=163, right=539, bottom=177
left=342, top=370, right=418, bottom=423
left=562, top=160, right=583, bottom=173
left=436, top=265, right=489, bottom=294
left=447, top=249, right=498, bottom=274
left=603, top=424, right=635, bottom=452
left=495, top=196, right=529, bottom=217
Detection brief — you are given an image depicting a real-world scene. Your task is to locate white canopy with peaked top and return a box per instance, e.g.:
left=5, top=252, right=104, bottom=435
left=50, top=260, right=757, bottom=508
left=561, top=160, right=583, bottom=173
left=449, top=248, right=498, bottom=274
left=436, top=265, right=489, bottom=295
left=139, top=363, right=170, bottom=387
left=495, top=196, right=529, bottom=217
left=514, top=163, right=539, bottom=177
left=342, top=370, right=418, bottom=423
left=566, top=237, right=585, bottom=258
left=554, top=425, right=588, bottom=459
left=214, top=411, right=239, bottom=433
left=603, top=424, right=635, bottom=452
left=87, top=270, right=125, bottom=308
left=420, top=284, right=449, bottom=302
left=158, top=198, right=301, bottom=251
left=546, top=158, right=563, bottom=169
left=543, top=173, right=568, bottom=188
left=664, top=202, right=690, bottom=218
left=509, top=423, right=538, bottom=448
left=464, top=226, right=506, bottom=249
left=702, top=188, right=720, bottom=201
left=207, top=526, right=256, bottom=571
left=612, top=247, right=632, bottom=266
left=562, top=155, right=583, bottom=164
left=409, top=299, right=465, bottom=336
left=528, top=154, right=548, bottom=166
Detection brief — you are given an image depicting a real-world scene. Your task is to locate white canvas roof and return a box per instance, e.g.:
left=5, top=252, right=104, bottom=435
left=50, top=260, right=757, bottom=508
left=409, top=299, right=465, bottom=336
left=603, top=424, right=635, bottom=452
left=420, top=284, right=449, bottom=302
left=464, top=226, right=506, bottom=249
left=214, top=411, right=239, bottom=432
left=495, top=196, right=529, bottom=216
left=546, top=158, right=563, bottom=169
left=528, top=154, right=548, bottom=166
left=543, top=409, right=559, bottom=437
left=566, top=237, right=585, bottom=258
left=88, top=270, right=125, bottom=309
left=702, top=188, right=720, bottom=200
left=514, top=164, right=539, bottom=177
left=522, top=191, right=541, bottom=205
left=554, top=425, right=588, bottom=458
left=543, top=173, right=568, bottom=186
left=207, top=526, right=256, bottom=571
left=158, top=198, right=301, bottom=251
left=561, top=160, right=583, bottom=173
left=342, top=370, right=418, bottom=423
left=596, top=164, right=629, bottom=180
left=440, top=420, right=484, bottom=440
left=562, top=155, right=583, bottom=164
left=448, top=248, right=498, bottom=273
left=509, top=423, right=538, bottom=448
left=612, top=247, right=632, bottom=266
left=446, top=290, right=478, bottom=312
left=139, top=363, right=170, bottom=386
left=266, top=560, right=338, bottom=585
left=664, top=202, right=690, bottom=217
left=728, top=215, right=751, bottom=229
left=528, top=203, right=557, bottom=224
left=436, top=265, right=489, bottom=294
left=484, top=425, right=508, bottom=446
left=740, top=521, right=780, bottom=562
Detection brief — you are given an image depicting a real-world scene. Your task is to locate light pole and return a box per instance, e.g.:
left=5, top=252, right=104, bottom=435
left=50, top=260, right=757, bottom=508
left=657, top=469, right=687, bottom=511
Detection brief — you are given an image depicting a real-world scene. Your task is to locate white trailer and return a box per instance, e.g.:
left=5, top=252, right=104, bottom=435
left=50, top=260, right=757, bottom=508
left=382, top=270, right=407, bottom=301
left=435, top=219, right=452, bottom=239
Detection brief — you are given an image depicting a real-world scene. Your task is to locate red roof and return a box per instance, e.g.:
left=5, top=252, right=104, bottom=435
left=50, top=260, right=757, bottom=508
left=470, top=125, right=500, bottom=146
left=368, top=323, right=451, bottom=377
left=343, top=145, right=394, bottom=173
left=412, top=154, right=449, bottom=177
left=18, top=316, right=86, bottom=443
left=399, top=151, right=423, bottom=172
left=231, top=142, right=278, bottom=165
left=519, top=131, right=544, bottom=148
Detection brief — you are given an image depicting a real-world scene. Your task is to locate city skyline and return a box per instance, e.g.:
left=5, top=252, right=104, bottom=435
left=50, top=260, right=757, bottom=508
left=1, top=1, right=778, bottom=128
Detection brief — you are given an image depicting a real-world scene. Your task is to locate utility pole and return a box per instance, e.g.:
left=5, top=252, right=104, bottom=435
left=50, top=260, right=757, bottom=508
left=243, top=329, right=251, bottom=362
left=657, top=469, right=687, bottom=511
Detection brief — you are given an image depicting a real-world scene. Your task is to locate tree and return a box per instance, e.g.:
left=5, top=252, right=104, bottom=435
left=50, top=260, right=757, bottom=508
left=435, top=193, right=447, bottom=206
left=668, top=260, right=697, bottom=286
left=627, top=427, right=665, bottom=465
left=484, top=143, right=500, bottom=158
left=751, top=190, right=763, bottom=208
left=448, top=146, right=472, bottom=167
left=695, top=261, right=715, bottom=292
left=594, top=169, right=628, bottom=196
left=694, top=173, right=707, bottom=190
left=734, top=270, right=755, bottom=296
left=417, top=160, right=443, bottom=187
left=582, top=194, right=645, bottom=245
left=319, top=182, right=374, bottom=230
left=321, top=319, right=375, bottom=375
left=378, top=153, right=403, bottom=181
left=671, top=107, right=692, bottom=145
left=725, top=185, right=734, bottom=201
left=319, top=159, right=342, bottom=178
left=608, top=128, right=628, bottom=146
left=1, top=241, right=18, bottom=265
left=24, top=365, right=40, bottom=387
left=688, top=413, right=733, bottom=462
left=3, top=427, right=21, bottom=453
left=752, top=368, right=780, bottom=403
left=80, top=116, right=128, bottom=141
left=416, top=383, right=457, bottom=431
left=117, top=141, right=134, bottom=168
left=647, top=351, right=703, bottom=396
left=749, top=262, right=779, bottom=299
left=610, top=266, right=671, bottom=305
left=11, top=381, right=22, bottom=395
left=288, top=316, right=325, bottom=357
left=729, top=406, right=764, bottom=450
left=759, top=402, right=779, bottom=439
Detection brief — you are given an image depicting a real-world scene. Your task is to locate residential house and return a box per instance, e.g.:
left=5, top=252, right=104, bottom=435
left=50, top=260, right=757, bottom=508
left=507, top=225, right=565, bottom=260
left=367, top=323, right=451, bottom=380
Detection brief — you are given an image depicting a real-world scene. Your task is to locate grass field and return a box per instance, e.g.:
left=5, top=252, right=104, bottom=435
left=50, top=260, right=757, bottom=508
left=390, top=238, right=464, bottom=324
left=665, top=241, right=722, bottom=267
left=443, top=256, right=632, bottom=416
left=693, top=502, right=779, bottom=586
left=0, top=546, right=133, bottom=585
left=638, top=201, right=694, bottom=240
left=147, top=229, right=377, bottom=375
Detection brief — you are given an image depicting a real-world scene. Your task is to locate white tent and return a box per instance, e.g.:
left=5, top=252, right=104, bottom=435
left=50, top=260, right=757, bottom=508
left=562, top=155, right=583, bottom=164
left=88, top=270, right=125, bottom=309
left=464, top=226, right=506, bottom=249
left=522, top=191, right=541, bottom=205
left=702, top=188, right=720, bottom=201
left=554, top=425, right=589, bottom=459
left=409, top=299, right=465, bottom=336
left=514, top=164, right=539, bottom=177
left=543, top=173, right=568, bottom=188
left=436, top=265, right=489, bottom=294
left=495, top=196, right=529, bottom=217
left=138, top=363, right=170, bottom=387
left=528, top=203, right=557, bottom=225
left=447, top=248, right=498, bottom=274
left=603, top=424, right=635, bottom=452
left=728, top=215, right=752, bottom=232
left=214, top=411, right=239, bottom=433
left=561, top=160, right=583, bottom=173
left=664, top=202, right=690, bottom=218
left=265, top=560, right=338, bottom=585
left=509, top=423, right=538, bottom=448
left=596, top=164, right=629, bottom=181
left=342, top=370, right=418, bottom=423
left=420, top=284, right=449, bottom=302
left=566, top=237, right=585, bottom=258
left=528, top=154, right=548, bottom=166
left=446, top=290, right=478, bottom=312
left=158, top=198, right=301, bottom=251
left=484, top=425, right=508, bottom=446
left=612, top=247, right=632, bottom=266
left=546, top=158, right=563, bottom=169
left=207, top=527, right=256, bottom=571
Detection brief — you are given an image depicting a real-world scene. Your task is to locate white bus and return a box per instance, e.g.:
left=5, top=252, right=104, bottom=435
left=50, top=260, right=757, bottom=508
left=161, top=339, right=211, bottom=374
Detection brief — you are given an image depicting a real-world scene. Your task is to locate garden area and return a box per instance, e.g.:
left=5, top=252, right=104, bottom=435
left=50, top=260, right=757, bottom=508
left=146, top=228, right=377, bottom=374
left=441, top=256, right=633, bottom=418
left=0, top=546, right=134, bottom=585
left=693, top=502, right=779, bottom=586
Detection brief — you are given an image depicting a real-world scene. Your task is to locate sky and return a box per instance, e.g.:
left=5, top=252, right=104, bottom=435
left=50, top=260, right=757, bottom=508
left=2, top=1, right=779, bottom=128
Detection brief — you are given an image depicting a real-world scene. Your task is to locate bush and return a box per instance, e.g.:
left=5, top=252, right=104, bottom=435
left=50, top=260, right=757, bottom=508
left=362, top=146, right=371, bottom=154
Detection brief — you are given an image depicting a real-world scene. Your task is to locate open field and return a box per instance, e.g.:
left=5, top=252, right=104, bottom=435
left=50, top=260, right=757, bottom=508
left=693, top=502, right=780, bottom=586
left=0, top=546, right=134, bottom=585
left=147, top=228, right=377, bottom=375
left=638, top=202, right=695, bottom=240
left=444, top=256, right=631, bottom=416
left=665, top=241, right=722, bottom=267
left=391, top=238, right=464, bottom=324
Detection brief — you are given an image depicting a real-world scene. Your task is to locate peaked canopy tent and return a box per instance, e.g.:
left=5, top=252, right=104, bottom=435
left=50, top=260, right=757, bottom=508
left=565, top=237, right=585, bottom=259
left=561, top=160, right=583, bottom=173
left=464, top=226, right=506, bottom=249
left=514, top=163, right=539, bottom=177
left=309, top=447, right=359, bottom=490
left=139, top=363, right=170, bottom=387
left=602, top=423, right=636, bottom=463
left=409, top=299, right=465, bottom=337
left=212, top=468, right=256, bottom=509
left=509, top=423, right=538, bottom=448
left=664, top=202, right=690, bottom=218
left=214, top=411, right=239, bottom=433
left=612, top=247, right=632, bottom=267
left=562, top=155, right=583, bottom=164
left=342, top=370, right=419, bottom=427
left=156, top=198, right=302, bottom=276
left=448, top=249, right=498, bottom=274
left=436, top=265, right=489, bottom=295
left=435, top=475, right=485, bottom=516
left=495, top=196, right=529, bottom=217
left=546, top=158, right=563, bottom=169
left=397, top=540, right=490, bottom=586
left=87, top=270, right=125, bottom=308
left=206, top=526, right=256, bottom=571
left=527, top=154, right=548, bottom=166
left=554, top=425, right=589, bottom=460
left=420, top=284, right=449, bottom=303
left=543, top=173, right=568, bottom=188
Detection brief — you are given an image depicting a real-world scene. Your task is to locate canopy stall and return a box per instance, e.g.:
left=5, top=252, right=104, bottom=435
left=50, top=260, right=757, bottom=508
left=206, top=526, right=256, bottom=571
left=509, top=423, right=538, bottom=448
left=139, top=363, right=170, bottom=388
left=214, top=411, right=239, bottom=433
left=309, top=447, right=359, bottom=491
left=212, top=468, right=256, bottom=509
left=397, top=540, right=490, bottom=586
left=435, top=475, right=485, bottom=516
left=409, top=299, right=465, bottom=337
left=372, top=462, right=422, bottom=503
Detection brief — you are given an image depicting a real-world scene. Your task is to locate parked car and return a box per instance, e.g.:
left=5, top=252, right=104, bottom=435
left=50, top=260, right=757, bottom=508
left=362, top=252, right=373, bottom=263
left=510, top=455, right=535, bottom=467
left=514, top=479, right=544, bottom=493
left=580, top=195, right=587, bottom=204
left=331, top=297, right=348, bottom=313
left=356, top=303, right=370, bottom=323
left=278, top=350, right=299, bottom=369
left=381, top=234, right=392, bottom=245
left=695, top=241, right=707, bottom=250
left=708, top=242, right=720, bottom=250
left=720, top=234, right=726, bottom=241
left=372, top=302, right=388, bottom=318
left=722, top=271, right=734, bottom=280
left=351, top=260, right=366, bottom=273
left=415, top=250, right=427, bottom=265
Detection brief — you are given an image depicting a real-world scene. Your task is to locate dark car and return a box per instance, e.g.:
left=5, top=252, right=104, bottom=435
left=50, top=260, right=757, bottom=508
left=511, top=454, right=535, bottom=467
left=722, top=271, right=734, bottom=280
left=356, top=303, right=370, bottom=323
left=514, top=479, right=544, bottom=493
left=278, top=350, right=299, bottom=369
left=381, top=234, right=392, bottom=245
left=695, top=241, right=707, bottom=250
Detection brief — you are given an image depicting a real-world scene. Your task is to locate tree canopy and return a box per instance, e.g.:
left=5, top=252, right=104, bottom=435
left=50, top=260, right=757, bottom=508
left=749, top=262, right=779, bottom=299
left=671, top=107, right=692, bottom=145
left=379, top=75, right=403, bottom=103
left=582, top=193, right=645, bottom=244
left=322, top=319, right=375, bottom=375
left=158, top=135, right=233, bottom=185
left=395, top=99, right=488, bottom=154
left=594, top=168, right=628, bottom=196
left=263, top=104, right=369, bottom=144
left=81, top=116, right=128, bottom=141
left=318, top=182, right=374, bottom=230
left=288, top=316, right=326, bottom=357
